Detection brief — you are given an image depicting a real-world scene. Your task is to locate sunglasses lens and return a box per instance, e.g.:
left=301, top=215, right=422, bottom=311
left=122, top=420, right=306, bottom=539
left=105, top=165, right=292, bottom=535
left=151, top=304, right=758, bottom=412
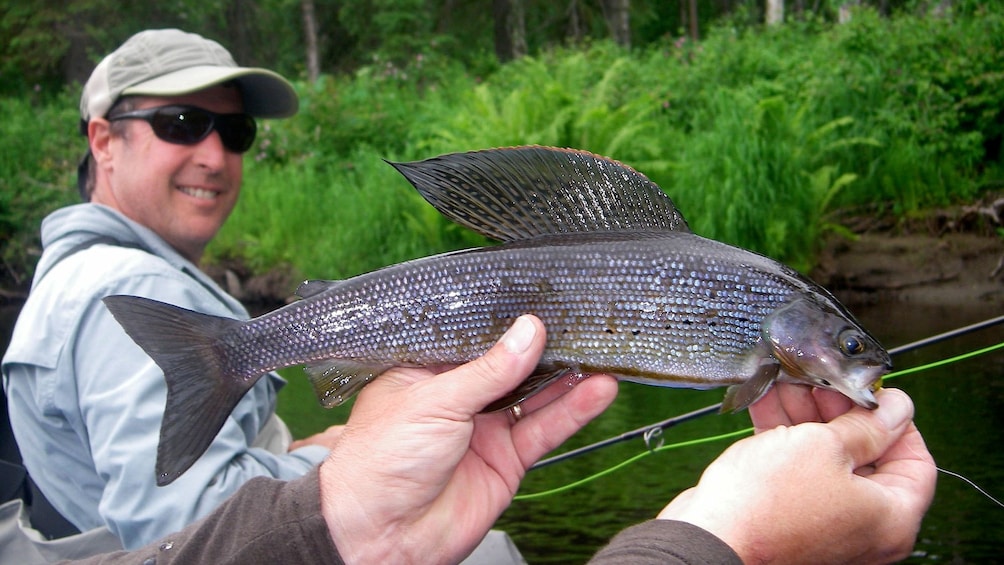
left=130, top=107, right=256, bottom=153
left=150, top=108, right=214, bottom=145
left=217, top=115, right=257, bottom=153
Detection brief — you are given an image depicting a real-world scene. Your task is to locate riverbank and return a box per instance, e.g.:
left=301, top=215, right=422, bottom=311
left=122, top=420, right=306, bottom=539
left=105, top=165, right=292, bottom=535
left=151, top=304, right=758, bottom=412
left=811, top=194, right=1004, bottom=307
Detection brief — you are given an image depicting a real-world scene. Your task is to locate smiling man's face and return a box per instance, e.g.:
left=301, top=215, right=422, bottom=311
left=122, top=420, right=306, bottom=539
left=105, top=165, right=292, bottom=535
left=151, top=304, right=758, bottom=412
left=89, top=84, right=246, bottom=263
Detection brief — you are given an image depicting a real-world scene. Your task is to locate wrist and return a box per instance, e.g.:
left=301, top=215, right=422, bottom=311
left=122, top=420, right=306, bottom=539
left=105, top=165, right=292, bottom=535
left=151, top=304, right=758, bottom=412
left=658, top=492, right=766, bottom=564
left=319, top=457, right=393, bottom=563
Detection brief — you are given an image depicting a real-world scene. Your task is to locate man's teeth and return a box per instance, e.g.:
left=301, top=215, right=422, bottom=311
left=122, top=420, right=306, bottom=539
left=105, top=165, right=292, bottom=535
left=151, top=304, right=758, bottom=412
left=179, top=187, right=217, bottom=199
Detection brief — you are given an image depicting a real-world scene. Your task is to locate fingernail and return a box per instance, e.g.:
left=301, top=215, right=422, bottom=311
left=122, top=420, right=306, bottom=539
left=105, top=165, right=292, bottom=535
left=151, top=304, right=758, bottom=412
left=502, top=315, right=536, bottom=354
left=875, top=389, right=912, bottom=429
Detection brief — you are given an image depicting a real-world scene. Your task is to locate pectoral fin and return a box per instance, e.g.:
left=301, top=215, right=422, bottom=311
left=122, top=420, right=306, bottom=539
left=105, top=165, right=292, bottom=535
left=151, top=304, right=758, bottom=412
left=720, top=360, right=781, bottom=413
left=305, top=359, right=392, bottom=408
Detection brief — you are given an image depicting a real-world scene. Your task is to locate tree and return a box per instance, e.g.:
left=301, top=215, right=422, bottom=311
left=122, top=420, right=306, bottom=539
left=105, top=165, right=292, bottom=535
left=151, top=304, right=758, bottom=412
left=767, top=0, right=784, bottom=25
left=301, top=0, right=320, bottom=81
left=494, top=0, right=527, bottom=63
left=681, top=0, right=698, bottom=40
left=601, top=0, right=630, bottom=47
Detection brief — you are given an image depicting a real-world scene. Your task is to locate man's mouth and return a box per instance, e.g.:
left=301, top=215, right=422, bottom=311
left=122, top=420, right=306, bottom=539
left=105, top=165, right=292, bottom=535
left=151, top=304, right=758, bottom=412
left=178, top=186, right=219, bottom=200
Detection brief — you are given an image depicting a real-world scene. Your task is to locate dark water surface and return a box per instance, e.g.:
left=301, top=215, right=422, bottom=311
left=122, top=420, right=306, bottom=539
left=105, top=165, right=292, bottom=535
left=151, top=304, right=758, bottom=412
left=2, top=300, right=1002, bottom=562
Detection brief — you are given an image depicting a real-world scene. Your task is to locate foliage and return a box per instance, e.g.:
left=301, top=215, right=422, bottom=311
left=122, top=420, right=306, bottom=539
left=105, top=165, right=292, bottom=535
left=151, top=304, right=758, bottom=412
left=0, top=89, right=80, bottom=286
left=3, top=5, right=1003, bottom=289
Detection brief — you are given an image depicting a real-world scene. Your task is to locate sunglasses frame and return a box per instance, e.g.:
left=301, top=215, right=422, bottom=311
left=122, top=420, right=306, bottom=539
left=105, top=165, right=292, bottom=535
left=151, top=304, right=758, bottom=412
left=107, top=105, right=257, bottom=153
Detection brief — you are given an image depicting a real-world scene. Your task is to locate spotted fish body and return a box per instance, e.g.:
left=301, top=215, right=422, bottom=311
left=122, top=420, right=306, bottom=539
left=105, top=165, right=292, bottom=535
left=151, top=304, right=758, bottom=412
left=103, top=146, right=891, bottom=485
left=253, top=231, right=807, bottom=403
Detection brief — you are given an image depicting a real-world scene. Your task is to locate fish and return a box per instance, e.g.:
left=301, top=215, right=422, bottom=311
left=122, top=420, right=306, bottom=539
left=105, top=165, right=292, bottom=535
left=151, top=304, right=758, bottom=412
left=102, top=145, right=891, bottom=486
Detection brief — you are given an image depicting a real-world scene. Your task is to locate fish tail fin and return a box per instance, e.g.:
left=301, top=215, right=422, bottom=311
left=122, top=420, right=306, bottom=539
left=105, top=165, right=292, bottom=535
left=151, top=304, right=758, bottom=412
left=102, top=295, right=255, bottom=486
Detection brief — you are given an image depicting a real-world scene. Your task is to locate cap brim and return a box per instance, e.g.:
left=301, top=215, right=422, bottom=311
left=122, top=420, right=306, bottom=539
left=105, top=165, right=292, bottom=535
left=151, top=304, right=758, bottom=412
left=122, top=66, right=297, bottom=118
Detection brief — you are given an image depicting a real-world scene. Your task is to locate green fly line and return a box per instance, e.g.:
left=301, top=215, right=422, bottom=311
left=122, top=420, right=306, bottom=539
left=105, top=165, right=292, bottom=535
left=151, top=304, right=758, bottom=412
left=513, top=339, right=1004, bottom=502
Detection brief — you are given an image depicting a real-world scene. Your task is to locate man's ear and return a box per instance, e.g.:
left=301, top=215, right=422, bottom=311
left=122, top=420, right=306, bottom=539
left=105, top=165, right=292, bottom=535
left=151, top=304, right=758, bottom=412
left=88, top=118, right=114, bottom=167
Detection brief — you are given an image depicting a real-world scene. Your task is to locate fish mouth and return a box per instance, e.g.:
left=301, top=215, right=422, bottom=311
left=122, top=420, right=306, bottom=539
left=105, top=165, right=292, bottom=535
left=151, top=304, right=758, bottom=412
left=843, top=386, right=879, bottom=410
left=830, top=365, right=887, bottom=410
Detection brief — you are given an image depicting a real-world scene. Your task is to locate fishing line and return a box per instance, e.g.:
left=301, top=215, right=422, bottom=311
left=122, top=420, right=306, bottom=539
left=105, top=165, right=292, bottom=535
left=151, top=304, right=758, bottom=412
left=515, top=429, right=753, bottom=501
left=935, top=466, right=1004, bottom=509
left=882, top=340, right=1004, bottom=381
left=515, top=338, right=1004, bottom=501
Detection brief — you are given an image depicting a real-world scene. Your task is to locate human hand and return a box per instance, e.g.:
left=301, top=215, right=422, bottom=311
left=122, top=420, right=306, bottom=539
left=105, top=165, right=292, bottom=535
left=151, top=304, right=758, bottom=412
left=317, top=315, right=619, bottom=564
left=289, top=424, right=345, bottom=451
left=658, top=385, right=936, bottom=564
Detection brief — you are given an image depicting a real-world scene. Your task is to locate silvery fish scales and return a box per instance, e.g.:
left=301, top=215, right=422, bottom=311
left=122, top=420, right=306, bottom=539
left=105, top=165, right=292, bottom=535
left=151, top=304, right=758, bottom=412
left=102, top=146, right=891, bottom=486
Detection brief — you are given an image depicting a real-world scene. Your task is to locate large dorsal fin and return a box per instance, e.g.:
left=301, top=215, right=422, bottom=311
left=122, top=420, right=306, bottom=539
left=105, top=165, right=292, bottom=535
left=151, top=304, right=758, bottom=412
left=388, top=146, right=690, bottom=242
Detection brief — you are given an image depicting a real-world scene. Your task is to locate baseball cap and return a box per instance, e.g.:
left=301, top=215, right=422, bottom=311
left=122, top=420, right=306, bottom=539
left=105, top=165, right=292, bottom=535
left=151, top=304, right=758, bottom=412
left=80, top=28, right=298, bottom=123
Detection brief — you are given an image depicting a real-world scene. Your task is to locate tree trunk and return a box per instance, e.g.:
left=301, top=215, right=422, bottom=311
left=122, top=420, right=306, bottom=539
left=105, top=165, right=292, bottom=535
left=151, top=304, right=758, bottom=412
left=567, top=0, right=583, bottom=44
left=688, top=0, right=699, bottom=41
left=766, top=0, right=784, bottom=25
left=680, top=0, right=687, bottom=36
left=601, top=0, right=630, bottom=48
left=226, top=0, right=253, bottom=64
left=494, top=0, right=527, bottom=63
left=301, top=0, right=320, bottom=82
left=838, top=0, right=858, bottom=23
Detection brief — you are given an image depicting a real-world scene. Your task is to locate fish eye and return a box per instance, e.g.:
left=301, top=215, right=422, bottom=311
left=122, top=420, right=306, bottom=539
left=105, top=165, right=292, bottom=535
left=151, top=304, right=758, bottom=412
left=838, top=330, right=866, bottom=356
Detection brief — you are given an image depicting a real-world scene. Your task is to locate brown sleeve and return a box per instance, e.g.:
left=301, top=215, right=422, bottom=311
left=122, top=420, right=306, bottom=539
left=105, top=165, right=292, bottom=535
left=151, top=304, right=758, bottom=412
left=66, top=467, right=343, bottom=565
left=589, top=520, right=743, bottom=565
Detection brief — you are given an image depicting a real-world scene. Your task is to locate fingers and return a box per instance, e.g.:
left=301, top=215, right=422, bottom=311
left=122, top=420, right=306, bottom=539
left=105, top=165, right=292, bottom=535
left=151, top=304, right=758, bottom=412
left=812, top=387, right=854, bottom=422
left=748, top=385, right=787, bottom=431
left=457, top=315, right=548, bottom=412
left=509, top=373, right=618, bottom=468
left=777, top=384, right=820, bottom=423
left=396, top=315, right=548, bottom=418
left=748, top=384, right=820, bottom=431
left=749, top=384, right=857, bottom=432
left=826, top=388, right=915, bottom=470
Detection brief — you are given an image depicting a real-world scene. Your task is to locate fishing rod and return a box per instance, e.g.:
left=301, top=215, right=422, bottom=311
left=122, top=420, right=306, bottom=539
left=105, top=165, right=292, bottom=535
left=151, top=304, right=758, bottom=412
left=529, top=313, right=1004, bottom=471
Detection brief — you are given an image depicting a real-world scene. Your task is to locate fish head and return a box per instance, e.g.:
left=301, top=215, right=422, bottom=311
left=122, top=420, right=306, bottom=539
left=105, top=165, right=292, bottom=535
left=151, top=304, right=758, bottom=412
left=762, top=297, right=891, bottom=409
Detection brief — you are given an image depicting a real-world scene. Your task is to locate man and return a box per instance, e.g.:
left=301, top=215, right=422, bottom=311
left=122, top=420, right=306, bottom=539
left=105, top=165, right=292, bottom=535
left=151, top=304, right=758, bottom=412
left=2, top=29, right=343, bottom=550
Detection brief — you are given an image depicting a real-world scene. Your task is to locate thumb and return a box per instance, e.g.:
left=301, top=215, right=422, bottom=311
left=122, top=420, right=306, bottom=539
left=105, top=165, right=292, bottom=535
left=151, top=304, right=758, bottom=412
left=825, top=388, right=915, bottom=469
left=431, top=315, right=547, bottom=414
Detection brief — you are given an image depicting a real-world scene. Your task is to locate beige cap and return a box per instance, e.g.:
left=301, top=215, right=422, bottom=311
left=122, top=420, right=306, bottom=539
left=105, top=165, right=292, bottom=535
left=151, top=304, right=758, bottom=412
left=80, top=29, right=297, bottom=122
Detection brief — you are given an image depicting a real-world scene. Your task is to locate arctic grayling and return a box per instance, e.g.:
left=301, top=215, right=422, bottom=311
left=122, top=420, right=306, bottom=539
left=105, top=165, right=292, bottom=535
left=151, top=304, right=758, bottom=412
left=103, top=146, right=890, bottom=486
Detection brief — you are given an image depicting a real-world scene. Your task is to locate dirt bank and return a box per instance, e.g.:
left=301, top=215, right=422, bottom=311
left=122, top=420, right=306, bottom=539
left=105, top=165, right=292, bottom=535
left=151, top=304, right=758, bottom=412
left=811, top=195, right=1004, bottom=308
left=813, top=232, right=1003, bottom=307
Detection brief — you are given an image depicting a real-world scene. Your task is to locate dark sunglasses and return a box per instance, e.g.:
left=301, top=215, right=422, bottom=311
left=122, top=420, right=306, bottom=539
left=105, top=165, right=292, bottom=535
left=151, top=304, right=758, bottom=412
left=108, top=105, right=257, bottom=153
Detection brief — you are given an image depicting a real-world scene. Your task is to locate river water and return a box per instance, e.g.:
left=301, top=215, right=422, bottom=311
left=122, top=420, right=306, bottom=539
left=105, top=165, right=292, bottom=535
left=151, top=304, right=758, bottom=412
left=2, top=299, right=1002, bottom=562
